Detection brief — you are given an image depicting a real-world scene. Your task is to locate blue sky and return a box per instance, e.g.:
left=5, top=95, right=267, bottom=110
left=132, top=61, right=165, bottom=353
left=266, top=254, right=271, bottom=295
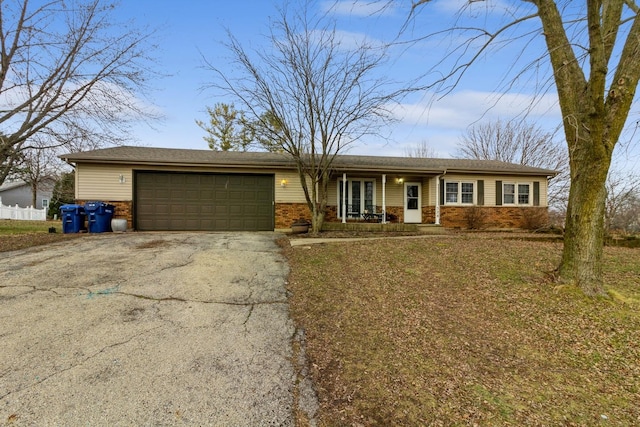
left=114, top=0, right=638, bottom=168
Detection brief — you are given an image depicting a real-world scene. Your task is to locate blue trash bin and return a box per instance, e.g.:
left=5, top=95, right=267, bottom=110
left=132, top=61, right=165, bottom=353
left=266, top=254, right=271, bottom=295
left=60, top=204, right=86, bottom=233
left=84, top=201, right=115, bottom=233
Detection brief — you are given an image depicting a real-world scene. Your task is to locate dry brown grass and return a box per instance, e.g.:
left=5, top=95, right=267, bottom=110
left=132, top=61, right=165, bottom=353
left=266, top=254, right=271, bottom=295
left=0, top=219, right=82, bottom=253
left=285, top=234, right=640, bottom=426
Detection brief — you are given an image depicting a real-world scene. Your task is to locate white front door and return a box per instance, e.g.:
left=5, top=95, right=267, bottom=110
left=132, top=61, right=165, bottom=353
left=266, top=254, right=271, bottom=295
left=404, top=182, right=422, bottom=223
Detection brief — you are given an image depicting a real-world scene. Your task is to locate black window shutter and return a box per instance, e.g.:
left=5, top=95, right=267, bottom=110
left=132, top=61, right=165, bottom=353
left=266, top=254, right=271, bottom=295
left=440, top=178, right=445, bottom=205
left=533, top=181, right=540, bottom=206
left=495, top=180, right=502, bottom=206
left=477, top=180, right=484, bottom=205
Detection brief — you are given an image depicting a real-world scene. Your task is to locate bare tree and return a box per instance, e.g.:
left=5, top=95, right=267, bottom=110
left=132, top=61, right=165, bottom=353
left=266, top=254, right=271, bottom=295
left=406, top=1, right=640, bottom=295
left=10, top=142, right=63, bottom=208
left=404, top=140, right=438, bottom=158
left=457, top=119, right=569, bottom=211
left=204, top=3, right=405, bottom=232
left=0, top=0, right=159, bottom=186
left=605, top=169, right=640, bottom=233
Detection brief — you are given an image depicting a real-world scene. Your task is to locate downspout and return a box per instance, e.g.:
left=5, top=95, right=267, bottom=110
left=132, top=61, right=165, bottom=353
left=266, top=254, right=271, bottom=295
left=435, top=169, right=447, bottom=225
left=342, top=173, right=347, bottom=223
left=381, top=174, right=387, bottom=224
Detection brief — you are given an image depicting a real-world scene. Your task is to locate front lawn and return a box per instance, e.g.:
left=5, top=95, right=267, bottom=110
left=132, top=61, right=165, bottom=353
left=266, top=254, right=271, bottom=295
left=285, top=235, right=640, bottom=425
left=0, top=219, right=81, bottom=252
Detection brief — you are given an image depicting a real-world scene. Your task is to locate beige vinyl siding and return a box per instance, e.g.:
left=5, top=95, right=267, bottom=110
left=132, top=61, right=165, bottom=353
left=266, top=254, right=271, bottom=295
left=427, top=177, right=439, bottom=206
left=275, top=171, right=306, bottom=203
left=77, top=163, right=308, bottom=203
left=421, top=177, right=430, bottom=207
left=77, top=164, right=133, bottom=200
left=383, top=178, right=405, bottom=207
left=436, top=174, right=549, bottom=207
left=483, top=175, right=549, bottom=207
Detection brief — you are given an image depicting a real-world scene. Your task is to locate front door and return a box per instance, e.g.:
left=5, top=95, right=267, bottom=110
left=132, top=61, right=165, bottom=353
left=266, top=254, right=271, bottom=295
left=404, top=182, right=422, bottom=223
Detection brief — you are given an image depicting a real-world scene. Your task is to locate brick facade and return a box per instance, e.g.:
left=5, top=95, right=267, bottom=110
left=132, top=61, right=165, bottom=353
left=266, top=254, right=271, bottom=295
left=74, top=199, right=548, bottom=231
left=275, top=203, right=312, bottom=229
left=440, top=206, right=549, bottom=229
left=422, top=206, right=435, bottom=224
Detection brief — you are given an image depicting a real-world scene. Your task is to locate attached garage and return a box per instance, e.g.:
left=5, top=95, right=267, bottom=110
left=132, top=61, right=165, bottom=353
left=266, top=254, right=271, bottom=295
left=135, top=171, right=274, bottom=231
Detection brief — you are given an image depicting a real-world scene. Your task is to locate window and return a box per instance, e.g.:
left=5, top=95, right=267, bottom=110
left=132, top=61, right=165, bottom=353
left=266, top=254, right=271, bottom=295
left=41, top=199, right=49, bottom=210
left=444, top=181, right=474, bottom=205
left=338, top=178, right=375, bottom=217
left=503, top=183, right=515, bottom=204
left=518, top=184, right=530, bottom=204
left=445, top=182, right=458, bottom=203
left=461, top=183, right=474, bottom=204
left=503, top=182, right=530, bottom=205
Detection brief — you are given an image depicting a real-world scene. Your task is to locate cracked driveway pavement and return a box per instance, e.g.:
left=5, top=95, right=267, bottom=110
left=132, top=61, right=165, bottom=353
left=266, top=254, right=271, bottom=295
left=0, top=232, right=304, bottom=426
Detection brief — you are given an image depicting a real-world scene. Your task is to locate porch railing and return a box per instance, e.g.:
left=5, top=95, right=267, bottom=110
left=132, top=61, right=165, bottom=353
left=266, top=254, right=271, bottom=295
left=343, top=204, right=385, bottom=222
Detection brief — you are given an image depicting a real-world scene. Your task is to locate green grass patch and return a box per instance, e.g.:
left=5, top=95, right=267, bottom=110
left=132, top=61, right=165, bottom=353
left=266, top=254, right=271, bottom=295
left=0, top=219, right=60, bottom=235
left=285, top=236, right=640, bottom=425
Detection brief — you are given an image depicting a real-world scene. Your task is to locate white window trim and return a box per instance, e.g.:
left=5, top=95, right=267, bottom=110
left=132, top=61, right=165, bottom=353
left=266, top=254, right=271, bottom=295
left=503, top=182, right=532, bottom=206
left=337, top=178, right=377, bottom=215
left=444, top=180, right=476, bottom=205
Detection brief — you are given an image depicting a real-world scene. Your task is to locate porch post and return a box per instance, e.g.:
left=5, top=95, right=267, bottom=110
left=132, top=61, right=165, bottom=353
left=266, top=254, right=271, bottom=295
left=381, top=174, right=387, bottom=224
left=435, top=175, right=441, bottom=225
left=342, top=173, right=347, bottom=223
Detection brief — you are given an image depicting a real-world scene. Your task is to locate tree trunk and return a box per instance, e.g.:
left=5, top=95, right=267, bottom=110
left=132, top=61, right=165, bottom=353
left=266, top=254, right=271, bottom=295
left=311, top=208, right=325, bottom=234
left=558, top=131, right=611, bottom=296
left=310, top=177, right=329, bottom=234
left=31, top=181, right=38, bottom=208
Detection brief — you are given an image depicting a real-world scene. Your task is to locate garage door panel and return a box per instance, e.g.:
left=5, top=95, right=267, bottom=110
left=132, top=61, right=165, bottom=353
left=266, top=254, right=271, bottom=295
left=185, top=204, right=201, bottom=214
left=170, top=204, right=185, bottom=214
left=154, top=204, right=171, bottom=215
left=136, top=172, right=273, bottom=231
left=184, top=189, right=200, bottom=200
left=229, top=191, right=243, bottom=200
left=243, top=205, right=257, bottom=215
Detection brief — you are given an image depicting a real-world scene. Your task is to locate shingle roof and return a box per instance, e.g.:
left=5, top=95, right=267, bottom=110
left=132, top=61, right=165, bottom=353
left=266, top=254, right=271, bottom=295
left=0, top=179, right=28, bottom=191
left=60, top=145, right=557, bottom=176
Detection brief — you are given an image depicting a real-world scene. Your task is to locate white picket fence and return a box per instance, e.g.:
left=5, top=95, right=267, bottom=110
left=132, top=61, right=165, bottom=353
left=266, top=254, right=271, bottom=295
left=0, top=197, right=47, bottom=221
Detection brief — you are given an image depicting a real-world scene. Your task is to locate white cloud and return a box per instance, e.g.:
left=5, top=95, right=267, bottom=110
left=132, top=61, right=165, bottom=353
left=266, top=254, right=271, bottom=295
left=321, top=1, right=396, bottom=17
left=393, top=90, right=561, bottom=130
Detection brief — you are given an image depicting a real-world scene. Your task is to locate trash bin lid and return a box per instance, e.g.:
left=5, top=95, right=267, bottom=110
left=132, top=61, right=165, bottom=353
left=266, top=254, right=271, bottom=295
left=60, top=204, right=84, bottom=212
left=85, top=201, right=104, bottom=211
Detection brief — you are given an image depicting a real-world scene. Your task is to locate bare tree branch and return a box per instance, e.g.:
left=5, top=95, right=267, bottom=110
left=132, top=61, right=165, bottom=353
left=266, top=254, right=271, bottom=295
left=0, top=0, right=161, bottom=185
left=203, top=2, right=408, bottom=232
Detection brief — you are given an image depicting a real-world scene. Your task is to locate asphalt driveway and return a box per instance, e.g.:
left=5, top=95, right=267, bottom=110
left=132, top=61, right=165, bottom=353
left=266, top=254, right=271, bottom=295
left=0, top=232, right=315, bottom=426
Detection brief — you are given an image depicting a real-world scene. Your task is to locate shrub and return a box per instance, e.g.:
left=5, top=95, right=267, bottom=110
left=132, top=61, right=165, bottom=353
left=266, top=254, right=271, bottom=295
left=464, top=206, right=487, bottom=230
left=520, top=207, right=549, bottom=231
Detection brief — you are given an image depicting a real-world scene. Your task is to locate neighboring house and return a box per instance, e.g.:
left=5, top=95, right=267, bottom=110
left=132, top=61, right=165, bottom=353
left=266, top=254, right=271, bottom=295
left=0, top=178, right=54, bottom=210
left=60, top=146, right=557, bottom=231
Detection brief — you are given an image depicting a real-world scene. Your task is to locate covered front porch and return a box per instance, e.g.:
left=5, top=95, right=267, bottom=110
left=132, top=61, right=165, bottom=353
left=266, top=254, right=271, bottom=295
left=325, top=172, right=443, bottom=225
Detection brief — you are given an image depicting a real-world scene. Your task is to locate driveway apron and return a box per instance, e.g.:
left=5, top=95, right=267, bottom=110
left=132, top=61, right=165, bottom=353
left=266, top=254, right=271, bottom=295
left=0, top=232, right=298, bottom=426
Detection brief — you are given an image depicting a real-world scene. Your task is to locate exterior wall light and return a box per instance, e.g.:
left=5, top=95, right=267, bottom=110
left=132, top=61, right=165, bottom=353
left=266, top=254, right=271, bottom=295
left=396, top=177, right=404, bottom=184
left=119, top=174, right=126, bottom=184
left=280, top=179, right=287, bottom=187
